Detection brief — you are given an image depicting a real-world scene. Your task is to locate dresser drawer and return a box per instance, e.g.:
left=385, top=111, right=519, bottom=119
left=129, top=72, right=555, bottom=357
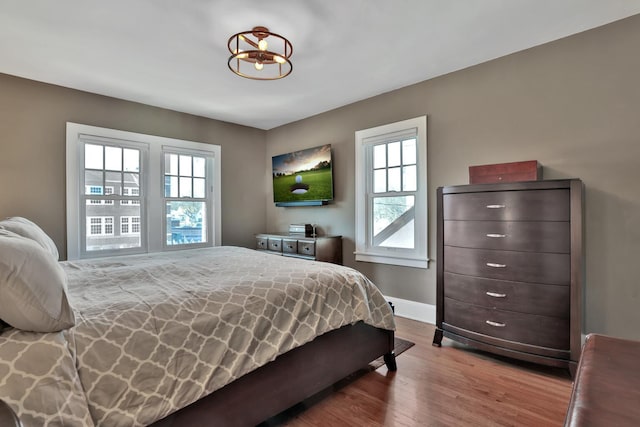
left=254, top=234, right=342, bottom=264
left=297, top=240, right=315, bottom=256
left=268, top=238, right=282, bottom=252
left=444, top=246, right=570, bottom=285
left=281, top=238, right=298, bottom=254
left=256, top=237, right=268, bottom=250
left=443, top=189, right=570, bottom=221
left=444, top=298, right=569, bottom=350
left=444, top=272, right=569, bottom=317
left=444, top=220, right=570, bottom=253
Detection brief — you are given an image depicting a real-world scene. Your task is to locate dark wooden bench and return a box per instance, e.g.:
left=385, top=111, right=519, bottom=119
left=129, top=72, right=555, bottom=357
left=564, top=333, right=640, bottom=426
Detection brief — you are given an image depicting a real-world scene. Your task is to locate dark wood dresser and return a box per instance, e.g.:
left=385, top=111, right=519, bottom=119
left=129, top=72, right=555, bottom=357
left=255, top=233, right=343, bottom=265
left=432, top=179, right=583, bottom=373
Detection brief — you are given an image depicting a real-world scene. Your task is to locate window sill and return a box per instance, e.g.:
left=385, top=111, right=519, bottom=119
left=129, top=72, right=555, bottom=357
left=354, top=252, right=430, bottom=269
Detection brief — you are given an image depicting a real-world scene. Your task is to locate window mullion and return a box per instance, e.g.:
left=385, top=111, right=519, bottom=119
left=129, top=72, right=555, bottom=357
left=399, top=142, right=404, bottom=191
left=191, top=157, right=195, bottom=197
left=120, top=149, right=125, bottom=198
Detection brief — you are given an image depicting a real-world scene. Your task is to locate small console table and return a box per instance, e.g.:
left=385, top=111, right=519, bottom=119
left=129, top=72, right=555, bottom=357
left=255, top=233, right=342, bottom=265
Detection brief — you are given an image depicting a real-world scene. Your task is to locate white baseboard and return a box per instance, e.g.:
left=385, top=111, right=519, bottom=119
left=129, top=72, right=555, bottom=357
left=384, top=295, right=435, bottom=325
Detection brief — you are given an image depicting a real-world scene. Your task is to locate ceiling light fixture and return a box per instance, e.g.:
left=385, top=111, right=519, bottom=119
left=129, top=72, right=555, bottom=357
left=227, top=26, right=293, bottom=80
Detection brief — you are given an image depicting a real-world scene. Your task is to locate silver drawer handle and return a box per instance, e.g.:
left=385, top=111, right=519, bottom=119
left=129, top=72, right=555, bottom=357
left=486, top=291, right=507, bottom=298
left=486, top=233, right=506, bottom=238
left=486, top=204, right=506, bottom=209
left=486, top=262, right=506, bottom=268
left=486, top=320, right=506, bottom=327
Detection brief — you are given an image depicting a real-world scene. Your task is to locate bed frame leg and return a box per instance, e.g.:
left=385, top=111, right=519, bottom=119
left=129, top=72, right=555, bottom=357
left=383, top=351, right=397, bottom=371
left=432, top=328, right=443, bottom=347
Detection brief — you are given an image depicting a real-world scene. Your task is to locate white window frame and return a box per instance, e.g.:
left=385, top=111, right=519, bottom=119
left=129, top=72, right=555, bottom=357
left=354, top=116, right=429, bottom=268
left=121, top=187, right=140, bottom=205
left=85, top=185, right=114, bottom=205
left=78, top=136, right=148, bottom=257
left=66, top=123, right=222, bottom=260
left=162, top=147, right=213, bottom=250
left=87, top=216, right=114, bottom=236
left=120, top=216, right=141, bottom=235
left=103, top=186, right=114, bottom=205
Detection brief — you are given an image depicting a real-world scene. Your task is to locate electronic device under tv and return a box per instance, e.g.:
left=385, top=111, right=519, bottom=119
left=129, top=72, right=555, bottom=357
left=272, top=144, right=334, bottom=207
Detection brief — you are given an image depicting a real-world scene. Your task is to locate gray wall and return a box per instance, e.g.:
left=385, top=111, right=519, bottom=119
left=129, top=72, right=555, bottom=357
left=1, top=14, right=639, bottom=340
left=265, top=14, right=640, bottom=340
left=0, top=74, right=267, bottom=256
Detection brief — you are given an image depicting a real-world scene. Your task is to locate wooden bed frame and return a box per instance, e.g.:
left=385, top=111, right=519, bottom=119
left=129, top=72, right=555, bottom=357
left=151, top=321, right=396, bottom=426
left=0, top=323, right=394, bottom=426
left=0, top=400, right=21, bottom=427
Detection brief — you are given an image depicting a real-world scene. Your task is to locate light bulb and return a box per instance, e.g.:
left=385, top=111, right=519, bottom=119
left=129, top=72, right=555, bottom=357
left=254, top=61, right=264, bottom=71
left=258, top=39, right=268, bottom=51
left=233, top=49, right=249, bottom=59
left=273, top=55, right=286, bottom=64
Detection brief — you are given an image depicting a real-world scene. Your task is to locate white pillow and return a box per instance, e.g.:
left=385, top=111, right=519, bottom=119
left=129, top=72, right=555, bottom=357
left=0, top=229, right=75, bottom=332
left=0, top=217, right=59, bottom=261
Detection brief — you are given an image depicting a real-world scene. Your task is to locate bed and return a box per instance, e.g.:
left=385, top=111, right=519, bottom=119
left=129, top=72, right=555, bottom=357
left=0, top=218, right=396, bottom=427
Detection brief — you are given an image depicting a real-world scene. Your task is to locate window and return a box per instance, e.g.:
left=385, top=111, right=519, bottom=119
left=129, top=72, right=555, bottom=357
left=80, top=140, right=144, bottom=254
left=163, top=151, right=210, bottom=246
left=355, top=116, right=428, bottom=268
left=77, top=140, right=148, bottom=256
left=121, top=216, right=141, bottom=235
left=104, top=186, right=114, bottom=204
left=121, top=187, right=140, bottom=205
left=87, top=216, right=114, bottom=236
left=66, top=123, right=221, bottom=259
left=87, top=186, right=103, bottom=205
left=86, top=185, right=114, bottom=205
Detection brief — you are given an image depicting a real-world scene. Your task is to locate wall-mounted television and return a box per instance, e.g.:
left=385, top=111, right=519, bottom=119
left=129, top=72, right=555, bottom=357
left=272, top=144, right=333, bottom=207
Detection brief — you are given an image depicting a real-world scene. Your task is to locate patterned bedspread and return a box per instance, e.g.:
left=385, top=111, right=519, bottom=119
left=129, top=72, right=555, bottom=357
left=0, top=246, right=395, bottom=426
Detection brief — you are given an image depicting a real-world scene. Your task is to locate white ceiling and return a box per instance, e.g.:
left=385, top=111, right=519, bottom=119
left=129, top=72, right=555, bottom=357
left=2, top=1, right=640, bottom=130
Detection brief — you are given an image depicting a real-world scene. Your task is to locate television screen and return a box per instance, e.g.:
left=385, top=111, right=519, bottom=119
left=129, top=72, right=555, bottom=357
left=272, top=144, right=333, bottom=206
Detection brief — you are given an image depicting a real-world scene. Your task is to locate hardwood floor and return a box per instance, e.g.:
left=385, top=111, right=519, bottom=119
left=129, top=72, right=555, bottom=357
left=279, top=316, right=573, bottom=426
